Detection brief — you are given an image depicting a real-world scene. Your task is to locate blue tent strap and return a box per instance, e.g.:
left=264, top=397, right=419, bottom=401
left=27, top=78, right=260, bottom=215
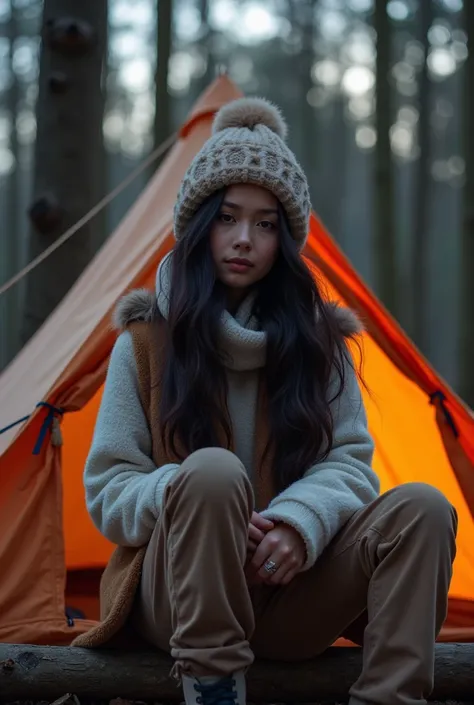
left=0, top=401, right=64, bottom=455
left=429, top=390, right=459, bottom=438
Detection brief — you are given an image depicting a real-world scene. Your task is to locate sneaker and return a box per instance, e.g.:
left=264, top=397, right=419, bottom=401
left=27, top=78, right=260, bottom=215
left=182, top=671, right=246, bottom=705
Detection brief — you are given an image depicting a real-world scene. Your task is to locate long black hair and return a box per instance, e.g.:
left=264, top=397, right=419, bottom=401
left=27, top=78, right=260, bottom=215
left=160, top=188, right=358, bottom=492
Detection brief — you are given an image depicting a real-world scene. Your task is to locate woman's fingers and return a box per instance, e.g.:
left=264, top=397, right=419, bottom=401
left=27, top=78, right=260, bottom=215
left=251, top=532, right=301, bottom=584
left=265, top=563, right=292, bottom=585
left=265, top=556, right=300, bottom=585
left=250, top=524, right=306, bottom=585
left=247, top=538, right=258, bottom=553
left=258, top=553, right=286, bottom=582
left=247, top=514, right=274, bottom=568
left=251, top=511, right=274, bottom=532
left=248, top=523, right=265, bottom=544
left=251, top=533, right=279, bottom=576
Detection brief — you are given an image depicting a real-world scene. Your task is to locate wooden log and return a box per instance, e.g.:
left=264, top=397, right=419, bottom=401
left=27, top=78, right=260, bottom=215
left=0, top=643, right=473, bottom=702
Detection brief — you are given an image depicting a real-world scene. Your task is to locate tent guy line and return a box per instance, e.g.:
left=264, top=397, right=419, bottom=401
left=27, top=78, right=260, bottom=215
left=0, top=132, right=178, bottom=299
left=0, top=401, right=64, bottom=455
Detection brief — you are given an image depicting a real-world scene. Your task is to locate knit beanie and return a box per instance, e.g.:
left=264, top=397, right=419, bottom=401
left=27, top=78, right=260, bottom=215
left=173, top=97, right=311, bottom=250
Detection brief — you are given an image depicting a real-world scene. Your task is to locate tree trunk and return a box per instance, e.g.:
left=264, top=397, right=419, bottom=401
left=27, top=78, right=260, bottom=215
left=460, top=2, right=474, bottom=407
left=152, top=0, right=172, bottom=176
left=298, top=0, right=316, bottom=183
left=21, top=0, right=107, bottom=345
left=0, top=643, right=473, bottom=701
left=374, top=0, right=397, bottom=315
left=0, top=1, right=20, bottom=369
left=197, top=0, right=216, bottom=92
left=412, top=0, right=432, bottom=352
left=285, top=0, right=320, bottom=212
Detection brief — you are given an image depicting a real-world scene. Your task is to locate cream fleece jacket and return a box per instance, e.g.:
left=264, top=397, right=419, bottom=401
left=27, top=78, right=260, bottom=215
left=84, top=254, right=379, bottom=570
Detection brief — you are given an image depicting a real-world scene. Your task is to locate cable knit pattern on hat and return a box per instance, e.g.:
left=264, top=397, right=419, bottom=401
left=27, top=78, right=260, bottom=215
left=173, top=97, right=311, bottom=250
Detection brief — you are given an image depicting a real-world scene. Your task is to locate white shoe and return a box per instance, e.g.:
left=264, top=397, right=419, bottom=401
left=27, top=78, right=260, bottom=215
left=182, top=670, right=246, bottom=705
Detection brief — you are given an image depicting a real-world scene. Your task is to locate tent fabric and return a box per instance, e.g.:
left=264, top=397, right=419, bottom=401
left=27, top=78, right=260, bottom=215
left=0, top=76, right=473, bottom=647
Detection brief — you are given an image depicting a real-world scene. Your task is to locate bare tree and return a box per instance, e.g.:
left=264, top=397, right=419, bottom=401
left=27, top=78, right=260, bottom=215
left=295, top=0, right=314, bottom=175
left=374, top=0, right=397, bottom=315
left=460, top=1, right=474, bottom=407
left=196, top=0, right=216, bottom=93
left=21, top=0, right=107, bottom=345
left=412, top=0, right=432, bottom=350
left=0, top=1, right=20, bottom=367
left=152, top=0, right=172, bottom=175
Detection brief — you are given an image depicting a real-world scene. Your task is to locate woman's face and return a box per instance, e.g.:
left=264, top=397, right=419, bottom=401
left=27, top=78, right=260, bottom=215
left=209, top=183, right=280, bottom=308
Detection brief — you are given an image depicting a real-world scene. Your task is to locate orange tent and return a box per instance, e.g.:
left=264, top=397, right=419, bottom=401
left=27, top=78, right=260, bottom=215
left=0, top=76, right=473, bottom=646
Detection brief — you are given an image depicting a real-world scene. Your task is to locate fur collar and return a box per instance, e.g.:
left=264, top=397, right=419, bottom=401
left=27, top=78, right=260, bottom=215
left=112, top=288, right=158, bottom=330
left=112, top=287, right=363, bottom=339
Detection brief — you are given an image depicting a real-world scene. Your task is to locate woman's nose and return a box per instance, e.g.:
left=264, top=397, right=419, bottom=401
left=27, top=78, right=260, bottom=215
left=233, top=224, right=252, bottom=249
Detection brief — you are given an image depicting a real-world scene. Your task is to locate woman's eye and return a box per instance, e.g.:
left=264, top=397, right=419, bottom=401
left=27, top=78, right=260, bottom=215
left=259, top=220, right=276, bottom=230
left=219, top=213, right=235, bottom=223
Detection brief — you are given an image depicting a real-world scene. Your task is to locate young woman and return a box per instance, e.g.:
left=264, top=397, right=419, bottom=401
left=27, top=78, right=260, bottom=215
left=73, top=98, right=457, bottom=705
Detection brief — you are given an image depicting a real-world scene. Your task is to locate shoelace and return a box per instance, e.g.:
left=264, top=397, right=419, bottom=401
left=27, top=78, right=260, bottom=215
left=194, top=677, right=238, bottom=705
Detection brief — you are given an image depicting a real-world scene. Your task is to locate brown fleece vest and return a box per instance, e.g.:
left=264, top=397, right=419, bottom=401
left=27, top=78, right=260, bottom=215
left=72, top=316, right=274, bottom=649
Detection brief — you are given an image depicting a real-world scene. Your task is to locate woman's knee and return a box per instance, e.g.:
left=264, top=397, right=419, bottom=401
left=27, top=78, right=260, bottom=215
left=392, top=482, right=457, bottom=534
left=174, top=447, right=250, bottom=496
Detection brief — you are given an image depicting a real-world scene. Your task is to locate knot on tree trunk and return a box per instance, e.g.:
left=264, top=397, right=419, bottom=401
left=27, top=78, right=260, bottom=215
left=48, top=71, right=70, bottom=93
left=28, top=194, right=63, bottom=235
left=45, top=17, right=96, bottom=55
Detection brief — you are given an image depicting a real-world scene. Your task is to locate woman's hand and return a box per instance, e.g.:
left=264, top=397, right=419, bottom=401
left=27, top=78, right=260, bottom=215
left=247, top=523, right=306, bottom=586
left=248, top=512, right=274, bottom=554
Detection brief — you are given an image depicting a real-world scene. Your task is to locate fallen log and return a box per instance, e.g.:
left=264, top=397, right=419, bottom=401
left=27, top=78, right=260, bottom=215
left=0, top=643, right=473, bottom=702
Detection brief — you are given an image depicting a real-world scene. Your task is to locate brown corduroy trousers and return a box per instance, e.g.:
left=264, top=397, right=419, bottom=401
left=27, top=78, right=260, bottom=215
left=131, top=448, right=457, bottom=705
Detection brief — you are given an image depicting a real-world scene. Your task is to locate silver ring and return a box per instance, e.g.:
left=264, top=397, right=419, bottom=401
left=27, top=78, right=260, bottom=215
left=263, top=560, right=278, bottom=575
